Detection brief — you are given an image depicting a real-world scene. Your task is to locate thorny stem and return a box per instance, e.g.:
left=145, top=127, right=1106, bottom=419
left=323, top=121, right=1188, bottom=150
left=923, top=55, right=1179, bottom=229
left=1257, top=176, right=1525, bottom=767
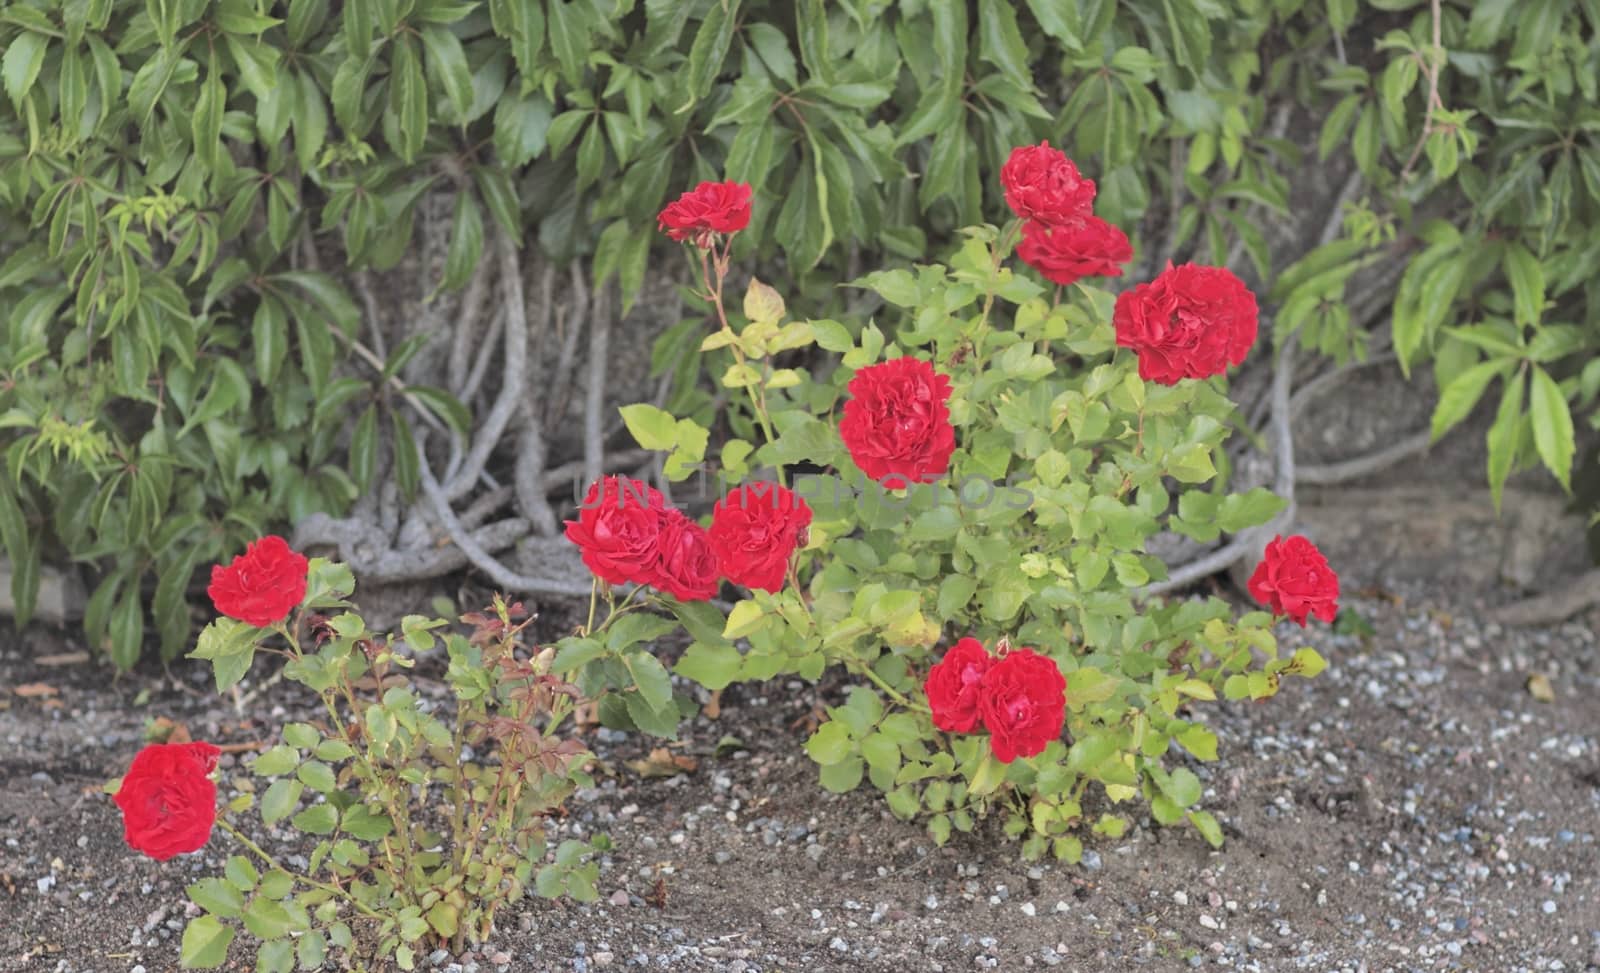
left=216, top=820, right=388, bottom=922
left=583, top=578, right=599, bottom=636
left=323, top=685, right=421, bottom=895
left=971, top=223, right=1023, bottom=368
left=846, top=657, right=929, bottom=714
left=785, top=561, right=815, bottom=628
left=698, top=243, right=784, bottom=484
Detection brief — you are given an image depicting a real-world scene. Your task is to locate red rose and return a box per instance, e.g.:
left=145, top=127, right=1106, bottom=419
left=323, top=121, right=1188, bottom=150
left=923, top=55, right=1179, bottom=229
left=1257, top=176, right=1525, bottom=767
left=1000, top=142, right=1096, bottom=226
left=564, top=476, right=668, bottom=587
left=839, top=357, right=957, bottom=487
left=924, top=638, right=995, bottom=733
left=1016, top=216, right=1133, bottom=287
left=709, top=484, right=812, bottom=594
left=652, top=510, right=722, bottom=602
left=207, top=535, right=309, bottom=628
left=1248, top=534, right=1340, bottom=626
left=978, top=649, right=1066, bottom=763
left=112, top=742, right=221, bottom=861
left=657, top=181, right=753, bottom=248
left=1112, top=262, right=1258, bottom=385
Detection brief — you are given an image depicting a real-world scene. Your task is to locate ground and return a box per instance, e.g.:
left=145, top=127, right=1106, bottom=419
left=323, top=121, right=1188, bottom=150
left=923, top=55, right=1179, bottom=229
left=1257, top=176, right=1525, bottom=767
left=3, top=573, right=1598, bottom=973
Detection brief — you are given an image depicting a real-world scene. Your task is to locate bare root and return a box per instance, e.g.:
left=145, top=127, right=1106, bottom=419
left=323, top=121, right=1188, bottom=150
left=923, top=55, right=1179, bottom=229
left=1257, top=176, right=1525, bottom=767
left=1492, top=569, right=1600, bottom=626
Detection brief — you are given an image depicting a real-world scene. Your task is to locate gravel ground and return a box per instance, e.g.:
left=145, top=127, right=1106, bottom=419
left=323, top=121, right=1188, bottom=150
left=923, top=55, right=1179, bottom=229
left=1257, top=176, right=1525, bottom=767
left=3, top=580, right=1598, bottom=973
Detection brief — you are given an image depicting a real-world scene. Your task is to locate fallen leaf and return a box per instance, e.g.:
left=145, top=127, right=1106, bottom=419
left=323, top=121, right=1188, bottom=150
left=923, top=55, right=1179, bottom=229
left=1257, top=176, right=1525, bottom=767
left=626, top=747, right=698, bottom=778
left=572, top=700, right=600, bottom=730
left=703, top=688, right=723, bottom=721
left=1526, top=673, right=1555, bottom=703
left=146, top=716, right=192, bottom=743
left=12, top=683, right=59, bottom=698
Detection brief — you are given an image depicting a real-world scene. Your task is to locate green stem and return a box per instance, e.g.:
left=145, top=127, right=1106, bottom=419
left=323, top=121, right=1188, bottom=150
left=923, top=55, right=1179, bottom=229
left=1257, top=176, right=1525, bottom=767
left=700, top=246, right=784, bottom=483
left=583, top=578, right=599, bottom=636
left=326, top=687, right=420, bottom=894
left=784, top=562, right=814, bottom=629
left=846, top=656, right=929, bottom=714
left=970, top=224, right=1019, bottom=369
left=216, top=820, right=387, bottom=922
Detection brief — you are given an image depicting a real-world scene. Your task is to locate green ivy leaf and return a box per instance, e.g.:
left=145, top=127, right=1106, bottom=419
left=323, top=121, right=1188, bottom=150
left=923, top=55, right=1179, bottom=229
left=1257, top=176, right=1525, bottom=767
left=1187, top=809, right=1224, bottom=848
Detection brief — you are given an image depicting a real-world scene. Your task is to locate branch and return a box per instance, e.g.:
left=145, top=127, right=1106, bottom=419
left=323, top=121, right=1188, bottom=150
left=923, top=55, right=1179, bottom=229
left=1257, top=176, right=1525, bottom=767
left=1139, top=335, right=1298, bottom=598
left=444, top=232, right=527, bottom=502
left=1493, top=569, right=1600, bottom=627
left=1297, top=430, right=1430, bottom=485
left=1154, top=136, right=1189, bottom=272
left=291, top=511, right=527, bottom=583
left=1399, top=0, right=1446, bottom=180
left=516, top=414, right=562, bottom=536
left=583, top=275, right=613, bottom=489
left=540, top=448, right=653, bottom=496
left=458, top=303, right=507, bottom=410
left=1290, top=350, right=1397, bottom=423
left=544, top=264, right=590, bottom=427
left=417, top=429, right=594, bottom=597
left=514, top=263, right=561, bottom=537
left=353, top=271, right=388, bottom=361
left=446, top=256, right=494, bottom=397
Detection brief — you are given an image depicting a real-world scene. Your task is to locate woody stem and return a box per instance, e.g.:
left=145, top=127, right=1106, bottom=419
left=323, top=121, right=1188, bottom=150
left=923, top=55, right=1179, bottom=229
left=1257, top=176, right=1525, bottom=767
left=216, top=820, right=387, bottom=921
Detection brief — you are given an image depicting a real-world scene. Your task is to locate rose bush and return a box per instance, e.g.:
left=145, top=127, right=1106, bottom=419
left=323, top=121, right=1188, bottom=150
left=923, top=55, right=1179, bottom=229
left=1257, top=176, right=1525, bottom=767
left=115, top=540, right=609, bottom=970
left=550, top=146, right=1338, bottom=859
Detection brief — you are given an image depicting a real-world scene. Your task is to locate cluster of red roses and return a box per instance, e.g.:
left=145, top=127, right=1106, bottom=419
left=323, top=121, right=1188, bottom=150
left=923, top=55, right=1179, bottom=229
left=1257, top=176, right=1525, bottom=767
left=924, top=638, right=1067, bottom=764
left=921, top=534, right=1341, bottom=764
left=1001, top=141, right=1260, bottom=387
left=1002, top=140, right=1134, bottom=289
left=563, top=475, right=813, bottom=600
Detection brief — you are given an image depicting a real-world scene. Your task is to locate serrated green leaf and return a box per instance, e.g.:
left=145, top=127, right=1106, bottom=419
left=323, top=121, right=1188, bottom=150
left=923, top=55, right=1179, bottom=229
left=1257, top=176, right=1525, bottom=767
left=1529, top=366, right=1574, bottom=489
left=259, top=778, right=303, bottom=825
left=179, top=915, right=234, bottom=969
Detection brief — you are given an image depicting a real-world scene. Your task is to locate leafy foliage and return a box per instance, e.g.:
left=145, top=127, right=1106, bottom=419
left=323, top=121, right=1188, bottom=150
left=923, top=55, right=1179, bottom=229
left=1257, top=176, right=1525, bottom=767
left=565, top=218, right=1326, bottom=853
left=185, top=568, right=599, bottom=968
left=1, top=0, right=1595, bottom=666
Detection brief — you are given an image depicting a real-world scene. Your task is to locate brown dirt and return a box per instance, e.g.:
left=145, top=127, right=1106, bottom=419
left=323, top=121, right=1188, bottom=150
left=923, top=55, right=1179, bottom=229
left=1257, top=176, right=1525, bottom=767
left=3, top=576, right=1599, bottom=973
